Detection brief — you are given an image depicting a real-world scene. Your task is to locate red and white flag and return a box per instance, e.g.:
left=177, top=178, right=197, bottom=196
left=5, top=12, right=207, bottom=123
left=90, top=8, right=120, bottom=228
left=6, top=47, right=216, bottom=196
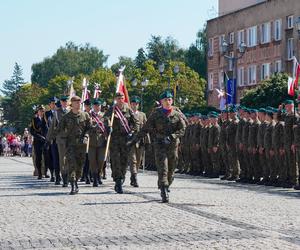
left=116, top=66, right=129, bottom=103
left=93, top=83, right=101, bottom=99
left=81, top=77, right=90, bottom=110
left=288, top=57, right=300, bottom=96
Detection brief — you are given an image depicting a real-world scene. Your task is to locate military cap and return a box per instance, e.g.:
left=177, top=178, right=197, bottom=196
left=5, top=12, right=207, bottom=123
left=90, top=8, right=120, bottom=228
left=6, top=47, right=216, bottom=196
left=116, top=92, right=125, bottom=97
left=83, top=99, right=91, bottom=105
left=71, top=96, right=81, bottom=102
left=49, top=97, right=56, bottom=103
left=131, top=96, right=141, bottom=103
left=55, top=101, right=61, bottom=108
left=228, top=106, right=236, bottom=113
left=92, top=99, right=102, bottom=105
left=250, top=109, right=258, bottom=113
left=272, top=108, right=279, bottom=113
left=284, top=99, right=294, bottom=104
left=159, top=90, right=173, bottom=100
left=37, top=104, right=45, bottom=110
left=258, top=108, right=267, bottom=113
left=266, top=110, right=273, bottom=116
left=60, top=95, right=69, bottom=101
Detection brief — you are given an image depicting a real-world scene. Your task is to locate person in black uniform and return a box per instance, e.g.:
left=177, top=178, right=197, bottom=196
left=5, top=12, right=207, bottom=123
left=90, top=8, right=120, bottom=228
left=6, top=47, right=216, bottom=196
left=45, top=97, right=61, bottom=184
left=30, top=105, right=49, bottom=179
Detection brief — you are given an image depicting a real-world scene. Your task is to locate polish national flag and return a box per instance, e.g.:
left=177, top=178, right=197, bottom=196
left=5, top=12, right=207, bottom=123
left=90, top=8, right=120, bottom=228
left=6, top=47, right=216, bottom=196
left=93, top=83, right=101, bottom=99
left=288, top=77, right=295, bottom=96
left=116, top=66, right=129, bottom=103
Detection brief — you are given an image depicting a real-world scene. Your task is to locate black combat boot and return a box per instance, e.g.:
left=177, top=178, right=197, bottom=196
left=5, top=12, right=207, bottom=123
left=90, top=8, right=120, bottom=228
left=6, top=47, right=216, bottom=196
left=55, top=174, right=61, bottom=185
left=114, top=179, right=123, bottom=194
left=93, top=173, right=98, bottom=187
left=132, top=174, right=139, bottom=187
left=98, top=175, right=103, bottom=185
left=160, top=186, right=169, bottom=203
left=102, top=165, right=107, bottom=179
left=75, top=180, right=79, bottom=193
left=62, top=174, right=68, bottom=187
left=69, top=181, right=76, bottom=195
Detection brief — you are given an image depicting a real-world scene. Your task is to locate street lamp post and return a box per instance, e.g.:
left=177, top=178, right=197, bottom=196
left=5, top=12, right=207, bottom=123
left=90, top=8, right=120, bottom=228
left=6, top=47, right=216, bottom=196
left=158, top=63, right=180, bottom=95
left=221, top=40, right=247, bottom=104
left=131, top=78, right=148, bottom=111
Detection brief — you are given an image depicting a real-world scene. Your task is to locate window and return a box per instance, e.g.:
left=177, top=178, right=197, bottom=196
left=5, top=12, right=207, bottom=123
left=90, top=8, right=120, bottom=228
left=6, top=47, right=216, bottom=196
left=261, top=22, right=271, bottom=44
left=247, top=26, right=257, bottom=47
left=248, top=65, right=257, bottom=85
left=238, top=30, right=245, bottom=45
left=287, top=15, right=294, bottom=29
left=228, top=52, right=234, bottom=71
left=229, top=32, right=235, bottom=44
left=219, top=71, right=224, bottom=89
left=287, top=38, right=294, bottom=60
left=208, top=72, right=214, bottom=90
left=219, top=34, right=225, bottom=52
left=261, top=63, right=271, bottom=80
left=237, top=67, right=244, bottom=86
left=274, top=19, right=282, bottom=41
left=208, top=38, right=214, bottom=57
left=275, top=60, right=282, bottom=73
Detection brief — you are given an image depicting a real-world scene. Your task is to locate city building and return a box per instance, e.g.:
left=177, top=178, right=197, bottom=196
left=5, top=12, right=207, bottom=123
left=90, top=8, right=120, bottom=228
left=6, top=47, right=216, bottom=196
left=207, top=0, right=300, bottom=108
left=219, top=0, right=266, bottom=16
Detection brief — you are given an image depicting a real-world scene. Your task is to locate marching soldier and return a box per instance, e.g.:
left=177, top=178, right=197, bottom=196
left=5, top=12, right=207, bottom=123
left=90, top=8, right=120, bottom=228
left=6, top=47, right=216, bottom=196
left=129, top=90, right=186, bottom=202
left=30, top=105, right=49, bottom=179
left=104, top=92, right=139, bottom=194
left=47, top=96, right=69, bottom=187
left=263, top=110, right=274, bottom=185
left=59, top=96, right=92, bottom=195
left=128, top=96, right=147, bottom=187
left=88, top=99, right=107, bottom=187
left=220, top=111, right=229, bottom=180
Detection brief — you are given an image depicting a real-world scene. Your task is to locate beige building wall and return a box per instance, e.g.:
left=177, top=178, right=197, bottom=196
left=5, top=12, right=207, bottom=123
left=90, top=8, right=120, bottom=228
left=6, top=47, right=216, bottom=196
left=219, top=0, right=266, bottom=16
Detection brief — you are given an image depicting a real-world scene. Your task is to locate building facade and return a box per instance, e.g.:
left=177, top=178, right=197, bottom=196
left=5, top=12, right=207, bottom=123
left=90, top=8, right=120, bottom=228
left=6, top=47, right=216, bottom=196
left=207, top=0, right=300, bottom=108
left=219, top=0, right=266, bottom=16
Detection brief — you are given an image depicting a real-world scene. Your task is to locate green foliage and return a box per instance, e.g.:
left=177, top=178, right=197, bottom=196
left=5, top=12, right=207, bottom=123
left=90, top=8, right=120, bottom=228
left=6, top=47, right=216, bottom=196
left=1, top=63, right=24, bottom=96
left=240, top=73, right=290, bottom=108
left=31, top=42, right=108, bottom=87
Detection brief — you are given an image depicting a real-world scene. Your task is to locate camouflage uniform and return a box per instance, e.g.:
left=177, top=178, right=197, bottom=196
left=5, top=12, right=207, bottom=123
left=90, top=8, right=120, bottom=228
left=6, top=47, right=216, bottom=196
left=104, top=103, right=139, bottom=182
left=272, top=120, right=284, bottom=183
left=201, top=123, right=210, bottom=175
left=257, top=120, right=267, bottom=182
left=208, top=122, right=221, bottom=177
left=59, top=110, right=91, bottom=182
left=236, top=118, right=245, bottom=179
left=248, top=118, right=261, bottom=181
left=138, top=107, right=186, bottom=188
left=242, top=119, right=250, bottom=181
left=292, top=117, right=300, bottom=187
left=263, top=121, right=273, bottom=182
left=219, top=119, right=229, bottom=177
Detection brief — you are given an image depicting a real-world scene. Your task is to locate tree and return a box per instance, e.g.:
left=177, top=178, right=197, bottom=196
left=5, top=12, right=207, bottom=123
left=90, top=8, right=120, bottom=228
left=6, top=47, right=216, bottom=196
left=185, top=25, right=207, bottom=78
left=1, top=63, right=24, bottom=96
left=110, top=56, right=137, bottom=81
left=146, top=36, right=186, bottom=64
left=240, top=73, right=290, bottom=108
left=134, top=48, right=147, bottom=69
left=31, top=42, right=108, bottom=87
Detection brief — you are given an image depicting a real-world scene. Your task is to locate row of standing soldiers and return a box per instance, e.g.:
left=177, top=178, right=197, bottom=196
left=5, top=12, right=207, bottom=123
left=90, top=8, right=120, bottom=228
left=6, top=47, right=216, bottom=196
left=179, top=99, right=300, bottom=190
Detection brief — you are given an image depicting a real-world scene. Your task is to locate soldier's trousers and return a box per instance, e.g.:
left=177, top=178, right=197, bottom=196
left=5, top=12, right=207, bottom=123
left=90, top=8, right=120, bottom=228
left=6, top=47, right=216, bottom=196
left=250, top=151, right=260, bottom=180
left=33, top=141, right=48, bottom=176
left=269, top=152, right=278, bottom=182
left=154, top=141, right=178, bottom=188
left=66, top=145, right=85, bottom=182
left=220, top=146, right=229, bottom=176
left=110, top=136, right=129, bottom=181
left=129, top=144, right=144, bottom=175
left=88, top=146, right=105, bottom=176
left=191, top=147, right=202, bottom=173
left=284, top=147, right=298, bottom=184
left=243, top=148, right=250, bottom=179
left=238, top=148, right=246, bottom=178
left=50, top=142, right=60, bottom=178
left=228, top=146, right=239, bottom=178
left=275, top=150, right=286, bottom=183
left=210, top=150, right=220, bottom=175
left=259, top=150, right=266, bottom=179
left=57, top=142, right=67, bottom=176
left=263, top=151, right=271, bottom=179
left=291, top=148, right=300, bottom=185
left=201, top=149, right=211, bottom=174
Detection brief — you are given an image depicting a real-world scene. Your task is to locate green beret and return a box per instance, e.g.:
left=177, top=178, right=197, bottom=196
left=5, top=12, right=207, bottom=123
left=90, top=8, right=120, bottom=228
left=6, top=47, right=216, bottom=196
left=60, top=95, right=69, bottom=101
left=92, top=99, right=102, bottom=105
left=284, top=99, right=294, bottom=104
left=258, top=108, right=266, bottom=113
left=131, top=96, right=140, bottom=103
left=83, top=99, right=91, bottom=105
left=250, top=109, right=258, bottom=113
left=159, top=90, right=173, bottom=100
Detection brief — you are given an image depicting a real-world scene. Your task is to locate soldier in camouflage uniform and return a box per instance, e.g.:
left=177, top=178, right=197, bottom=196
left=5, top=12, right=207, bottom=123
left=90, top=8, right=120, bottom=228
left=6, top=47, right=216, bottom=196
left=104, top=92, right=139, bottom=194
left=131, top=90, right=186, bottom=203
left=207, top=112, right=221, bottom=178
left=283, top=100, right=298, bottom=188
left=88, top=99, right=106, bottom=187
left=58, top=96, right=92, bottom=195
left=236, top=107, right=246, bottom=182
left=293, top=103, right=300, bottom=190
left=226, top=108, right=240, bottom=181
left=47, top=96, right=69, bottom=187
left=128, top=96, right=147, bottom=187
left=201, top=117, right=211, bottom=177
left=220, top=111, right=229, bottom=180
left=263, top=110, right=274, bottom=185
left=257, top=108, right=267, bottom=185
left=241, top=109, right=251, bottom=183
left=190, top=115, right=202, bottom=175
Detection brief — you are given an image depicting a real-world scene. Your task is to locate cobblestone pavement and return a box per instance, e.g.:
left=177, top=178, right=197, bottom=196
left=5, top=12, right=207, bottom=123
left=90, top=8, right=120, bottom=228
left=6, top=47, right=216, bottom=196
left=0, top=157, right=300, bottom=250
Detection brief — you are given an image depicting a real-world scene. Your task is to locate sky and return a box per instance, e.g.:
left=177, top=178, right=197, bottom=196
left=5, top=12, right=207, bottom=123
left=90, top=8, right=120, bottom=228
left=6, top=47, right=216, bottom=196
left=0, top=0, right=218, bottom=85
